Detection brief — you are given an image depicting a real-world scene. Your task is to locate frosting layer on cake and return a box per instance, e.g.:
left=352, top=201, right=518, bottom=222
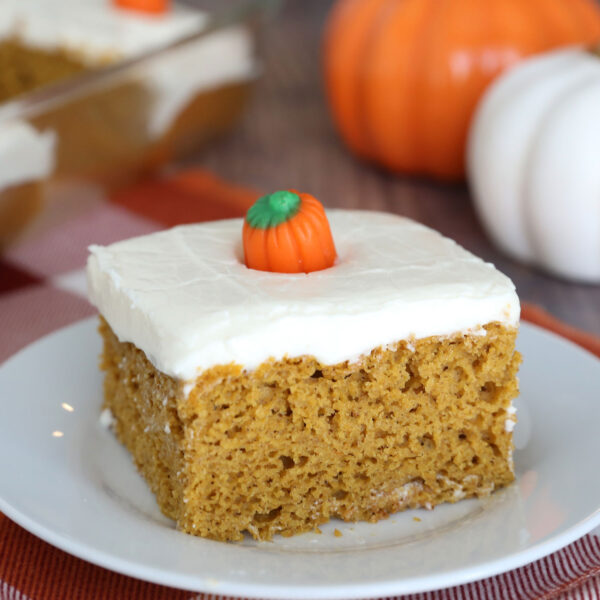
left=0, top=122, right=55, bottom=188
left=87, top=210, right=520, bottom=380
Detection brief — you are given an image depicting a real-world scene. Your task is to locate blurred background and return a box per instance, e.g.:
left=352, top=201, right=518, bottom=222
left=1, top=0, right=599, bottom=334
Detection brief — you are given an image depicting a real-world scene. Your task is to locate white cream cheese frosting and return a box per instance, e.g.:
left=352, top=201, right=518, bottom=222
left=87, top=210, right=520, bottom=381
left=0, top=121, right=55, bottom=190
left=144, top=27, right=256, bottom=136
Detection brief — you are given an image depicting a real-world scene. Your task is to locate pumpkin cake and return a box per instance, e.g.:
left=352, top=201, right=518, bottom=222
left=0, top=0, right=255, bottom=248
left=0, top=38, right=90, bottom=249
left=87, top=197, right=521, bottom=542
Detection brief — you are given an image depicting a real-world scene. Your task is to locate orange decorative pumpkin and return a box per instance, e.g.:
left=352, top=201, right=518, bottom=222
left=323, top=0, right=600, bottom=180
left=243, top=190, right=337, bottom=273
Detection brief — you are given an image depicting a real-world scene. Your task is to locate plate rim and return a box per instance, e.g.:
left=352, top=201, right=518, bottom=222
left=0, top=316, right=599, bottom=599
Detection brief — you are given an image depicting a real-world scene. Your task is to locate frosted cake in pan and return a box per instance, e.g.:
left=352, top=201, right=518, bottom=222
left=0, top=0, right=256, bottom=247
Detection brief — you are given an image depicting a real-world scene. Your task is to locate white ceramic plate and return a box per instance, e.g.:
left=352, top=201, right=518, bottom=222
left=1, top=318, right=599, bottom=598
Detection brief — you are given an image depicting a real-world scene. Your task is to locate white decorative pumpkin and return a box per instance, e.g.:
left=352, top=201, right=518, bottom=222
left=467, top=47, right=600, bottom=284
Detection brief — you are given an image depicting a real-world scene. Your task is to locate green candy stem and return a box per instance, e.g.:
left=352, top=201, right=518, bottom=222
left=245, top=190, right=301, bottom=229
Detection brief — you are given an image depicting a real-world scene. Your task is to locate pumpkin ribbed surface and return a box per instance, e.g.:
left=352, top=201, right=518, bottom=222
left=243, top=191, right=337, bottom=273
left=324, top=0, right=600, bottom=180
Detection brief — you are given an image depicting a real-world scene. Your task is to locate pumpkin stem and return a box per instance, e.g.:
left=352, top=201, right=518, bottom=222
left=246, top=190, right=301, bottom=229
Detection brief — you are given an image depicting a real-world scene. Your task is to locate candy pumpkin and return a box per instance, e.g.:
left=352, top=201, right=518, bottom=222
left=243, top=190, right=337, bottom=273
left=323, top=0, right=600, bottom=180
left=113, top=0, right=169, bottom=15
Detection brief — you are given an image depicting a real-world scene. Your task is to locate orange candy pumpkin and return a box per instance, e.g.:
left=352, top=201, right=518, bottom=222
left=243, top=190, right=337, bottom=273
left=113, top=0, right=169, bottom=15
left=323, top=0, right=600, bottom=180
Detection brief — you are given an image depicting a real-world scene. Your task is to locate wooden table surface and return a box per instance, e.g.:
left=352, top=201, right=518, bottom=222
left=199, top=0, right=600, bottom=336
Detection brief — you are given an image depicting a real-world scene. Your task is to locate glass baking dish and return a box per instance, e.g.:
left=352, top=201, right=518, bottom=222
left=0, top=0, right=278, bottom=249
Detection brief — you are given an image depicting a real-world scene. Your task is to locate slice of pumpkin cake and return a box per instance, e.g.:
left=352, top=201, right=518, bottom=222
left=87, top=190, right=520, bottom=542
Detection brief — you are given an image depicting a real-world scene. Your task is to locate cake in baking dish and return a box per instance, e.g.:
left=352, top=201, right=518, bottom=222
left=0, top=0, right=255, bottom=248
left=87, top=200, right=521, bottom=542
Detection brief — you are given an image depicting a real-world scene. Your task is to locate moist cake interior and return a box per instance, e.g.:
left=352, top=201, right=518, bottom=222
left=0, top=39, right=88, bottom=102
left=100, top=317, right=520, bottom=542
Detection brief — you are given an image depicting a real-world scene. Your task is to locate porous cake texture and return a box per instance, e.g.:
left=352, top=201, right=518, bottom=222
left=89, top=210, right=521, bottom=542
left=100, top=318, right=519, bottom=542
